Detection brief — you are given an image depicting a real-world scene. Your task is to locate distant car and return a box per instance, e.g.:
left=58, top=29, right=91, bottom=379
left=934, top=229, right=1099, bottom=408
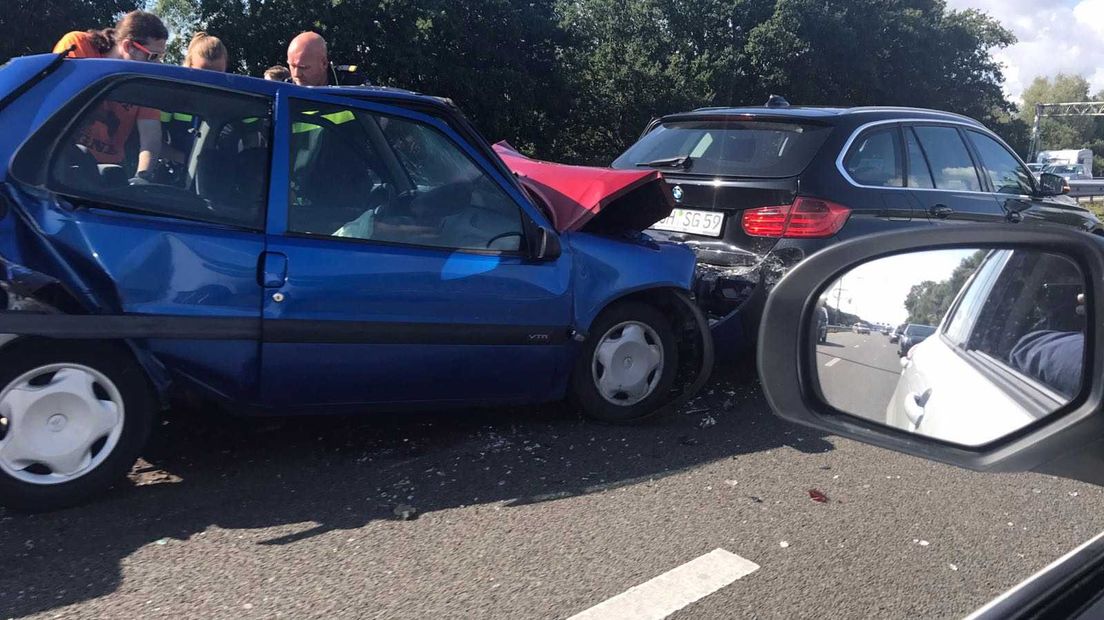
left=817, top=306, right=830, bottom=343
left=1044, top=164, right=1091, bottom=181
left=880, top=325, right=891, bottom=335
left=889, top=323, right=908, bottom=343
left=1026, top=163, right=1046, bottom=178
left=886, top=249, right=1084, bottom=444
left=897, top=324, right=937, bottom=356
left=853, top=323, right=871, bottom=335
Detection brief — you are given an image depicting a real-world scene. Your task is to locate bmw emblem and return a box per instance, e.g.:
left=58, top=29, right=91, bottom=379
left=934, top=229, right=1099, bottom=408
left=672, top=185, right=683, bottom=202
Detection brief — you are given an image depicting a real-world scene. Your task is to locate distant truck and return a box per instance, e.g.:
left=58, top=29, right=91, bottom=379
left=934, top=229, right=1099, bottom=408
left=1037, top=149, right=1094, bottom=176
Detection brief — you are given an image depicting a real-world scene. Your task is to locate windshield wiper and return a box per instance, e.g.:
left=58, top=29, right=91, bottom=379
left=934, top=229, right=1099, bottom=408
left=636, top=156, right=693, bottom=170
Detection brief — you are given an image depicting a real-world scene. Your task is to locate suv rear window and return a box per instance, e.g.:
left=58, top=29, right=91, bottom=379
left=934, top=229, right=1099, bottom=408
left=612, top=120, right=832, bottom=178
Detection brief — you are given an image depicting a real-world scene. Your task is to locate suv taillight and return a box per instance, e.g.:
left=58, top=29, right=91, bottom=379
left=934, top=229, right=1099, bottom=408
left=741, top=198, right=851, bottom=238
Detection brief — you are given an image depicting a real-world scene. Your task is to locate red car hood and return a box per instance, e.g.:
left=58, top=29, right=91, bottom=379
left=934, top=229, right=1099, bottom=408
left=493, top=142, right=675, bottom=233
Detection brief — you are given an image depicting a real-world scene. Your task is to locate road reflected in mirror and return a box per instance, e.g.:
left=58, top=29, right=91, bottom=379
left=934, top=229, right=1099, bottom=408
left=813, top=248, right=1086, bottom=447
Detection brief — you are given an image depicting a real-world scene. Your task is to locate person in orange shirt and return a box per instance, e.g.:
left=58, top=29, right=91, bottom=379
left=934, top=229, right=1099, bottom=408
left=53, top=10, right=169, bottom=175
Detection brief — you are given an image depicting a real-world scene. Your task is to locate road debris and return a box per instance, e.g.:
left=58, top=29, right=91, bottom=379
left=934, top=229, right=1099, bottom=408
left=393, top=504, right=418, bottom=521
left=779, top=541, right=790, bottom=548
left=808, top=489, right=829, bottom=503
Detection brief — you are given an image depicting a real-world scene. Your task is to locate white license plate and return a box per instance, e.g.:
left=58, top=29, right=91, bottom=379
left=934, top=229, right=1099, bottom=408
left=651, top=208, right=725, bottom=237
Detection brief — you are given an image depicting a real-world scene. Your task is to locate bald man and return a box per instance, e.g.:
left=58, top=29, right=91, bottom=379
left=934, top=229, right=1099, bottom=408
left=287, top=31, right=330, bottom=86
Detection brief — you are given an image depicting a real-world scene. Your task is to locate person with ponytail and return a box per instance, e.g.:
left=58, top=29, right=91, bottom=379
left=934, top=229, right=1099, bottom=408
left=183, top=32, right=228, bottom=72
left=53, top=10, right=169, bottom=61
left=52, top=11, right=169, bottom=175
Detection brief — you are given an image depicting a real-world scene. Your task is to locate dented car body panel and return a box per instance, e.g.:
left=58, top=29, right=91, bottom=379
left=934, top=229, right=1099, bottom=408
left=0, top=55, right=707, bottom=415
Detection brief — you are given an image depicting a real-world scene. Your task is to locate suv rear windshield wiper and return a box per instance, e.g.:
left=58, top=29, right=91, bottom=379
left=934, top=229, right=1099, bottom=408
left=636, top=156, right=693, bottom=170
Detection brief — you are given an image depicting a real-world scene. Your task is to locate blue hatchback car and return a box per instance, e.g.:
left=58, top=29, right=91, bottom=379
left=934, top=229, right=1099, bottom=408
left=0, top=54, right=711, bottom=511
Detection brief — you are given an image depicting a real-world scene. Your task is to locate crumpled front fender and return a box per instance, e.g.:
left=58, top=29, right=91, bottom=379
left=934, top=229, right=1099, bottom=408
left=566, top=231, right=696, bottom=333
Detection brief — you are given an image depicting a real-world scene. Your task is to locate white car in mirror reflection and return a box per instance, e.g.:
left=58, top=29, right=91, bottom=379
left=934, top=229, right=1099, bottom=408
left=885, top=249, right=1085, bottom=446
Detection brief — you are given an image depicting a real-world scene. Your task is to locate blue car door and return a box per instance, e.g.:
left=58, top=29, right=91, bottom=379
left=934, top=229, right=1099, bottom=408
left=259, top=91, right=574, bottom=409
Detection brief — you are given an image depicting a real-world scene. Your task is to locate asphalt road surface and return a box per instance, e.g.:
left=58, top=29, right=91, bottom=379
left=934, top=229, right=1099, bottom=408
left=817, top=331, right=904, bottom=423
left=4, top=369, right=1104, bottom=620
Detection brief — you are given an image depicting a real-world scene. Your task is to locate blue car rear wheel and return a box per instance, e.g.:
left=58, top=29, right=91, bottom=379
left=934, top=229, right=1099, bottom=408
left=0, top=340, right=155, bottom=512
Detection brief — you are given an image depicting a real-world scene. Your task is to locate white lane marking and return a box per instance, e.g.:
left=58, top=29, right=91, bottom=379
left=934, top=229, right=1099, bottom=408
left=824, top=358, right=841, bottom=368
left=567, top=549, right=759, bottom=620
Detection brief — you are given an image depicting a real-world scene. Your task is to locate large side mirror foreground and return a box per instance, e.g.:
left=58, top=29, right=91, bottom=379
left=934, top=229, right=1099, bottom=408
left=1038, top=172, right=1069, bottom=197
left=757, top=224, right=1104, bottom=486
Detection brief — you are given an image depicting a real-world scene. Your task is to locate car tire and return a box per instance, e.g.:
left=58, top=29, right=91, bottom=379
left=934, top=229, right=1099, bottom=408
left=0, top=340, right=155, bottom=512
left=570, top=302, right=679, bottom=424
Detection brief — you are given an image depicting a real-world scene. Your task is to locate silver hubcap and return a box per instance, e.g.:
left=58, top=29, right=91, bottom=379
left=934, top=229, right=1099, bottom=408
left=0, top=364, right=125, bottom=485
left=591, top=321, right=664, bottom=406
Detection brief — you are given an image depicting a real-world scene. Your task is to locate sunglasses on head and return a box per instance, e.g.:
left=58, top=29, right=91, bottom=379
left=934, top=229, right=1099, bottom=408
left=128, top=39, right=164, bottom=62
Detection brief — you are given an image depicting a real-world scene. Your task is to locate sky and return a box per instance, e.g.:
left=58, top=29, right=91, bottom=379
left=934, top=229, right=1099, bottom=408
left=949, top=0, right=1104, bottom=102
left=821, top=249, right=976, bottom=326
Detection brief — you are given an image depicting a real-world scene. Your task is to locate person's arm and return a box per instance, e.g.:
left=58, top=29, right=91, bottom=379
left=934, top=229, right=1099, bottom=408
left=136, top=118, right=162, bottom=173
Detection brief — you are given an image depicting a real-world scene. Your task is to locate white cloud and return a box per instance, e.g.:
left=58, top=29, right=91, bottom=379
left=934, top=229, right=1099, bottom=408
left=947, top=0, right=1104, bottom=102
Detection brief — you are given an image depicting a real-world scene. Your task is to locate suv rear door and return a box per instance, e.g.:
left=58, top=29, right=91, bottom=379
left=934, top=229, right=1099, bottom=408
left=904, top=123, right=1006, bottom=225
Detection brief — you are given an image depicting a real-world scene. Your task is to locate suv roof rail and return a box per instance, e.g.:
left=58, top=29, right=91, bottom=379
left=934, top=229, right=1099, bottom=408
left=844, top=106, right=981, bottom=124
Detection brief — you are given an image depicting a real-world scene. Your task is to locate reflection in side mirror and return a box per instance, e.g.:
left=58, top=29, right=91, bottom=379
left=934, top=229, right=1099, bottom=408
left=535, top=226, right=562, bottom=261
left=813, top=248, right=1086, bottom=447
left=1038, top=172, right=1068, bottom=197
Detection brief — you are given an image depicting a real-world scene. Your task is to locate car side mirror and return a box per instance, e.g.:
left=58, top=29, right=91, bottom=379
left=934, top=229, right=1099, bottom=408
left=533, top=226, right=561, bottom=261
left=1038, top=172, right=1069, bottom=197
left=756, top=224, right=1104, bottom=486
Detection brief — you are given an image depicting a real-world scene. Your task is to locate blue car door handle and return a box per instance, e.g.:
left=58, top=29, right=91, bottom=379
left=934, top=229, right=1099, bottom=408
left=260, top=252, right=289, bottom=288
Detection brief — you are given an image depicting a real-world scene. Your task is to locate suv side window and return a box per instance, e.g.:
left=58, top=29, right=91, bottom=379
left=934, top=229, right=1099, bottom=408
left=966, top=130, right=1035, bottom=196
left=43, top=79, right=271, bottom=229
left=287, top=99, right=524, bottom=252
left=911, top=126, right=982, bottom=192
left=903, top=128, right=935, bottom=189
left=843, top=127, right=903, bottom=187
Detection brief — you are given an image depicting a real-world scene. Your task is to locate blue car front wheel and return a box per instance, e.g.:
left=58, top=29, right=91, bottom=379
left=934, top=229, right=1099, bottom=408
left=571, top=302, right=679, bottom=423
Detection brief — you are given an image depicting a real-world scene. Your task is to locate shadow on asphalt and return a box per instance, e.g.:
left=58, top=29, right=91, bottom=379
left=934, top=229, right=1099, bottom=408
left=0, top=367, right=832, bottom=618
left=819, top=341, right=845, bottom=348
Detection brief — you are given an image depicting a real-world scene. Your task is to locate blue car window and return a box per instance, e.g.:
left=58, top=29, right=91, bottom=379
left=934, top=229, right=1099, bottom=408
left=286, top=99, right=524, bottom=252
left=43, top=79, right=272, bottom=229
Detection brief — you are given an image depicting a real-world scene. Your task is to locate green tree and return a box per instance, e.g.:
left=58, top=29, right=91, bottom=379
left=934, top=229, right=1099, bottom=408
left=154, top=0, right=569, bottom=155
left=1019, top=74, right=1095, bottom=154
left=744, top=0, right=1014, bottom=123
left=0, top=0, right=141, bottom=63
left=904, top=250, right=986, bottom=325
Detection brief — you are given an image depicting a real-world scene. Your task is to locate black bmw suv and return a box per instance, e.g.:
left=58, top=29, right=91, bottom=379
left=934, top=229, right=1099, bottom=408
left=612, top=100, right=1101, bottom=357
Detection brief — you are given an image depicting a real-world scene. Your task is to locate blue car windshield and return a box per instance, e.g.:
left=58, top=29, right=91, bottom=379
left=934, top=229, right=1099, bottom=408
left=611, top=120, right=831, bottom=178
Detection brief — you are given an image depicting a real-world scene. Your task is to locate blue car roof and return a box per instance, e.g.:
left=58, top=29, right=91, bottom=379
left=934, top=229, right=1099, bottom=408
left=4, top=54, right=436, bottom=107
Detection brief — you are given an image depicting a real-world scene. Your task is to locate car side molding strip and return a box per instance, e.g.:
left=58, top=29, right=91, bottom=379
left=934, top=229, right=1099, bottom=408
left=0, top=313, right=571, bottom=346
left=264, top=319, right=571, bottom=345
